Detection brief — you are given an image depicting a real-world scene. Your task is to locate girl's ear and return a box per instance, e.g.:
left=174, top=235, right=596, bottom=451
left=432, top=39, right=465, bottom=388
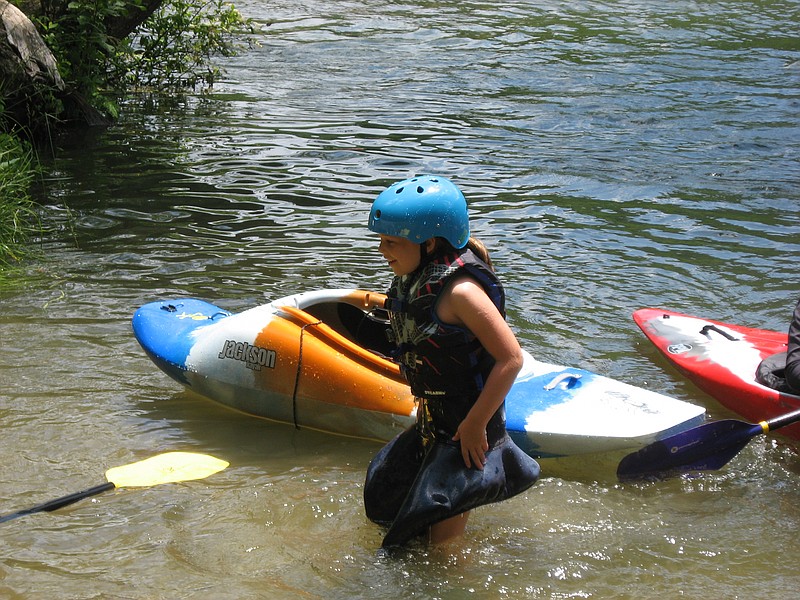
left=423, top=238, right=436, bottom=254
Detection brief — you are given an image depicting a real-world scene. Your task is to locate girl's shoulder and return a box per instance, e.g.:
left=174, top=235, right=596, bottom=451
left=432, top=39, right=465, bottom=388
left=437, top=275, right=498, bottom=327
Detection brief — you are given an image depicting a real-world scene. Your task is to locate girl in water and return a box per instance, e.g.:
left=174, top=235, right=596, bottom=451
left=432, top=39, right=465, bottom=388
left=363, top=175, right=540, bottom=548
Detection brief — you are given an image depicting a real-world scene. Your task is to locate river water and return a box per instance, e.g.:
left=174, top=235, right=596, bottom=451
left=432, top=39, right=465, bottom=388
left=2, top=0, right=800, bottom=597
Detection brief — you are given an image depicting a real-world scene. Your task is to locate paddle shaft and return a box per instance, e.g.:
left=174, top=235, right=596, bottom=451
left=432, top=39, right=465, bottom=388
left=0, top=482, right=115, bottom=524
left=762, top=407, right=800, bottom=432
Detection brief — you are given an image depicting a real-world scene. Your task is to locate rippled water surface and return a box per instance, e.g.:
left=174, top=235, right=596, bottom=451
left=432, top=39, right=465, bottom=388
left=2, top=1, right=799, bottom=598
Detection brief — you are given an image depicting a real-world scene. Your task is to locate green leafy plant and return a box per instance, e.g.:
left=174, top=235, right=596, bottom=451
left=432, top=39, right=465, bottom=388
left=110, top=0, right=253, bottom=92
left=0, top=133, right=39, bottom=265
left=32, top=0, right=253, bottom=116
left=0, top=0, right=254, bottom=267
left=35, top=0, right=141, bottom=114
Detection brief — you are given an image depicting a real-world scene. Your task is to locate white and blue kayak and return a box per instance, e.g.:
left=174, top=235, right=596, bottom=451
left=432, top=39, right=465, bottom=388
left=132, top=289, right=705, bottom=458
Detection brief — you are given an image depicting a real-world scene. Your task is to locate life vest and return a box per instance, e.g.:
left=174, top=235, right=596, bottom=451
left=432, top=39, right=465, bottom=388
left=384, top=247, right=506, bottom=439
left=758, top=299, right=800, bottom=394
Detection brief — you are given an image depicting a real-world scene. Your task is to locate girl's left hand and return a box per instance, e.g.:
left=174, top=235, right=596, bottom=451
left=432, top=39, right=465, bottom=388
left=453, top=417, right=489, bottom=470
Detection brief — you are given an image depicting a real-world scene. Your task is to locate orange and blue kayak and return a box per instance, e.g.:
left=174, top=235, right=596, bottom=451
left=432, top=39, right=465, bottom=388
left=132, top=289, right=705, bottom=458
left=633, top=308, right=800, bottom=440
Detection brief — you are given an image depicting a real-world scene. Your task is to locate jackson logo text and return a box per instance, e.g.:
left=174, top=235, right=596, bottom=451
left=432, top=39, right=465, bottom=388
left=218, top=340, right=276, bottom=371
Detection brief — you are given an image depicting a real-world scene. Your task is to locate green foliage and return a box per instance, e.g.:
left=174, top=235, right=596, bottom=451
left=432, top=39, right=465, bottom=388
left=34, top=0, right=253, bottom=116
left=34, top=0, right=140, bottom=112
left=111, top=0, right=253, bottom=91
left=0, top=0, right=253, bottom=266
left=0, top=133, right=39, bottom=265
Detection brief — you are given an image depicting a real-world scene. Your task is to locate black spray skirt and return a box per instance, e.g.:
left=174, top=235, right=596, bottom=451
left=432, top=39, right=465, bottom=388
left=364, top=425, right=540, bottom=548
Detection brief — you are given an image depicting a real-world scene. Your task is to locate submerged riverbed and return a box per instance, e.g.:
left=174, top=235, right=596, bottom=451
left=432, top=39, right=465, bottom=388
left=2, top=0, right=799, bottom=597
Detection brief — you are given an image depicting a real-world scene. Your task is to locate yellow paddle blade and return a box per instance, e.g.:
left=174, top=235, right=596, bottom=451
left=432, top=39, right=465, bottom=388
left=105, top=452, right=229, bottom=488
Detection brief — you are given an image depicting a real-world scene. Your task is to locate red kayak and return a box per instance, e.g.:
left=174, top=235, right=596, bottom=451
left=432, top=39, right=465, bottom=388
left=633, top=308, right=800, bottom=441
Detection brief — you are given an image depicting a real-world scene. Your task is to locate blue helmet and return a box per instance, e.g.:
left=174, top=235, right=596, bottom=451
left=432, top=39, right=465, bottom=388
left=368, top=175, right=470, bottom=248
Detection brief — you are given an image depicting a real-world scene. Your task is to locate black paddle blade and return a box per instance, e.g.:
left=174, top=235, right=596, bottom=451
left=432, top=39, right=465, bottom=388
left=617, top=419, right=764, bottom=481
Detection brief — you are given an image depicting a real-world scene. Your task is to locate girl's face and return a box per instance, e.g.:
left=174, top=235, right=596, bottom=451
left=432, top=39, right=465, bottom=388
left=378, top=235, right=425, bottom=276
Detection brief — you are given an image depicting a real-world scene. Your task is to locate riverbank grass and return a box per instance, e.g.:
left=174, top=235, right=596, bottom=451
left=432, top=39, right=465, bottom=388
left=0, top=134, right=39, bottom=266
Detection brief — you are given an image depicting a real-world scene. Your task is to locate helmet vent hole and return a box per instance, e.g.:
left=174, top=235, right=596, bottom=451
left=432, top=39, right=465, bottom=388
left=416, top=186, right=424, bottom=193
left=395, top=187, right=404, bottom=194
left=374, top=210, right=381, bottom=218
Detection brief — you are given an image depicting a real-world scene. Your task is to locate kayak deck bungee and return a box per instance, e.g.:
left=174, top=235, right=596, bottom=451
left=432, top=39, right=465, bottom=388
left=132, top=289, right=706, bottom=458
left=633, top=308, right=800, bottom=441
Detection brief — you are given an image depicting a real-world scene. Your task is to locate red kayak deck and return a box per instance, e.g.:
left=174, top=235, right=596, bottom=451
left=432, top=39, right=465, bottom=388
left=633, top=308, right=800, bottom=441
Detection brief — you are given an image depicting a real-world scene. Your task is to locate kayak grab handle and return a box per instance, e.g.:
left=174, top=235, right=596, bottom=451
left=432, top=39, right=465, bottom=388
left=544, top=373, right=582, bottom=390
left=699, top=324, right=739, bottom=341
left=159, top=303, right=230, bottom=321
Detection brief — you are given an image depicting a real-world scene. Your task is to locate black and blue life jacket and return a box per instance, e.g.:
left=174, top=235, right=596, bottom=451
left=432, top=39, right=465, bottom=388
left=384, top=247, right=507, bottom=439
